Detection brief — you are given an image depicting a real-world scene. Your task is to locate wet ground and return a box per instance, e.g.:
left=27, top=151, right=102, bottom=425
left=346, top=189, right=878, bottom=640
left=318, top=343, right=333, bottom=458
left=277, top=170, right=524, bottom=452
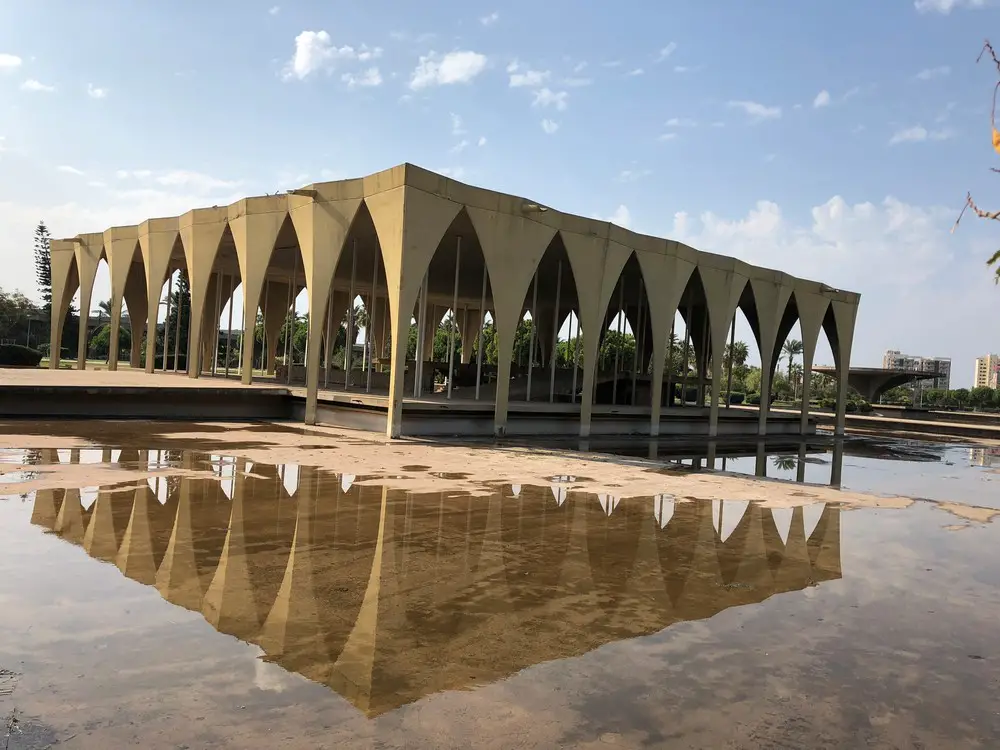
left=0, top=427, right=998, bottom=748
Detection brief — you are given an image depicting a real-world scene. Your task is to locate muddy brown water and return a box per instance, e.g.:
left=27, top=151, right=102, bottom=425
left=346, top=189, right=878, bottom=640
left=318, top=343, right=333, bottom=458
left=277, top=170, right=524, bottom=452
left=0, top=435, right=998, bottom=748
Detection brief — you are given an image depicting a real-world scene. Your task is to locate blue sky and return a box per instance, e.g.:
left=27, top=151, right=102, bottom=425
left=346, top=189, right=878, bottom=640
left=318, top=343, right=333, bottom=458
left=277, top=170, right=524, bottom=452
left=1, top=0, right=999, bottom=385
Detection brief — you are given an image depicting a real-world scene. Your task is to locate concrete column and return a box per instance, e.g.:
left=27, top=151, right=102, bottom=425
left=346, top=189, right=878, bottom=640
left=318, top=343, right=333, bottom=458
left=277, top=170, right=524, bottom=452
left=179, top=209, right=229, bottom=380
left=792, top=289, right=830, bottom=436
left=139, top=222, right=180, bottom=374
left=74, top=234, right=104, bottom=370
left=104, top=229, right=139, bottom=372
left=465, top=206, right=560, bottom=436
left=47, top=240, right=78, bottom=370
left=634, top=250, right=695, bottom=437
left=755, top=280, right=795, bottom=436
left=228, top=198, right=290, bottom=385
left=698, top=264, right=749, bottom=438
left=459, top=307, right=478, bottom=365
left=830, top=298, right=859, bottom=436
left=123, top=262, right=148, bottom=370
left=288, top=194, right=361, bottom=425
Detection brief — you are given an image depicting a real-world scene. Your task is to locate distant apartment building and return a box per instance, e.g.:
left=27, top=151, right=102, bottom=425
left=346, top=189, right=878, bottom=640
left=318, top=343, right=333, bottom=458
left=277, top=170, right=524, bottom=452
left=974, top=354, right=1000, bottom=389
left=882, top=350, right=952, bottom=391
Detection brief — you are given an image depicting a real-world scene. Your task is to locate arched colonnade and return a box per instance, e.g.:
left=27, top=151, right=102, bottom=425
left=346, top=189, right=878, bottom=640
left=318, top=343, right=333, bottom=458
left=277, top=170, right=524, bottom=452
left=47, top=164, right=860, bottom=439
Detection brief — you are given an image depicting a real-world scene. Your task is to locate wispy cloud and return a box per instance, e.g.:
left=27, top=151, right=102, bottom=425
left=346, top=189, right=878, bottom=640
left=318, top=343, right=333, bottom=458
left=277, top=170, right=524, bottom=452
left=655, top=43, right=677, bottom=62
left=87, top=83, right=108, bottom=99
left=665, top=117, right=698, bottom=128
left=450, top=113, right=466, bottom=135
left=813, top=90, right=831, bottom=108
left=914, top=0, right=986, bottom=14
left=341, top=67, right=382, bottom=88
left=616, top=168, right=652, bottom=182
left=533, top=88, right=568, bottom=111
left=889, top=125, right=955, bottom=144
left=480, top=11, right=500, bottom=25
left=627, top=68, right=644, bottom=77
left=269, top=5, right=280, bottom=14
left=915, top=65, right=951, bottom=80
left=727, top=100, right=781, bottom=121
left=541, top=119, right=559, bottom=134
left=57, top=165, right=84, bottom=176
left=410, top=50, right=487, bottom=89
left=21, top=78, right=55, bottom=92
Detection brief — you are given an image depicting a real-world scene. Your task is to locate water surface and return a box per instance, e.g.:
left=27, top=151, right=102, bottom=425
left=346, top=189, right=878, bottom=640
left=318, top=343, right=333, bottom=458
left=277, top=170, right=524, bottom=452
left=0, top=443, right=997, bottom=748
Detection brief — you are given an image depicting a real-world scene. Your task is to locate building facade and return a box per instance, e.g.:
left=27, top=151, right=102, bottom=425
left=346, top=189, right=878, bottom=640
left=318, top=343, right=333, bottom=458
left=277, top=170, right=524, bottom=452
left=882, top=350, right=951, bottom=391
left=46, top=163, right=860, bottom=439
left=974, top=354, right=1000, bottom=389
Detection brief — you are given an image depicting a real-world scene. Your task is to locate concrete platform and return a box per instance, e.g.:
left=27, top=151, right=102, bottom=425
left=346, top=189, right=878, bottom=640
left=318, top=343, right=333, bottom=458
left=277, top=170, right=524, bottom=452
left=0, top=368, right=812, bottom=438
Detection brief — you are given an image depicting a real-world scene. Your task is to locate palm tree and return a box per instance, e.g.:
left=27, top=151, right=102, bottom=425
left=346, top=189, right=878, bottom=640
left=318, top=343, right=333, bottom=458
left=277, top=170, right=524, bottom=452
left=782, top=339, right=803, bottom=383
left=989, top=248, right=1000, bottom=283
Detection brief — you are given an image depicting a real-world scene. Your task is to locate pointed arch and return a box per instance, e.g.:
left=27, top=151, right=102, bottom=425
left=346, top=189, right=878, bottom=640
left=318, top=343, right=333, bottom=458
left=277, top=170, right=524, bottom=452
left=405, top=206, right=496, bottom=406
left=505, top=231, right=584, bottom=407
left=315, top=200, right=394, bottom=394
left=592, top=250, right=655, bottom=408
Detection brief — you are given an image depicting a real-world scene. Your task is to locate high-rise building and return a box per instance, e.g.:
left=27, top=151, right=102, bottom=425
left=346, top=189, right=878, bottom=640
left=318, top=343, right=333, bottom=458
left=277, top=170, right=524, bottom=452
left=974, top=354, right=1000, bottom=389
left=882, top=350, right=952, bottom=391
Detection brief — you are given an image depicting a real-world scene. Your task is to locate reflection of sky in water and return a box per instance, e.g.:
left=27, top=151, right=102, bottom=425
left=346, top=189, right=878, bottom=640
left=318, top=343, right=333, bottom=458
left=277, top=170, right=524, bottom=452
left=718, top=442, right=998, bottom=508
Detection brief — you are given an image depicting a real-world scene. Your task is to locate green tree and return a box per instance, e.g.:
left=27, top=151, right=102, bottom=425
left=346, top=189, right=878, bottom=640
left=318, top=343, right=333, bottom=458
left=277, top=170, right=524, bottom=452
left=34, top=221, right=52, bottom=312
left=970, top=386, right=995, bottom=409
left=0, top=290, right=39, bottom=343
left=782, top=338, right=803, bottom=384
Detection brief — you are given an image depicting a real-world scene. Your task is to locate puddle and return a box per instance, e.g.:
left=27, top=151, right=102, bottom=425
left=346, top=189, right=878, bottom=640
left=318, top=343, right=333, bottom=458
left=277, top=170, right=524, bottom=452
left=0, top=437, right=999, bottom=747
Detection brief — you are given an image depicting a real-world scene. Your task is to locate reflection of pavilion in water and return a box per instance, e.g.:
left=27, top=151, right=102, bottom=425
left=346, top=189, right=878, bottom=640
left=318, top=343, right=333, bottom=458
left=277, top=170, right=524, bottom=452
left=28, top=449, right=842, bottom=718
left=970, top=447, right=1000, bottom=468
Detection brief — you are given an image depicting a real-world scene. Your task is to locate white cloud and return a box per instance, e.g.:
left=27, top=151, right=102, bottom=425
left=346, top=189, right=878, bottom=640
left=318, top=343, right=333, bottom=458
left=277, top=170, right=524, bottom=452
left=269, top=5, right=280, bottom=14
left=410, top=50, right=487, bottom=89
left=888, top=125, right=955, bottom=144
left=87, top=181, right=107, bottom=188
left=563, top=76, right=592, bottom=87
left=657, top=132, right=678, bottom=141
left=616, top=168, right=652, bottom=182
left=915, top=65, right=951, bottom=80
left=509, top=68, right=550, bottom=88
left=87, top=83, right=108, bottom=99
left=450, top=112, right=466, bottom=135
left=114, top=168, right=240, bottom=193
left=57, top=165, right=84, bottom=176
left=572, top=61, right=588, bottom=73
left=627, top=68, right=644, bottom=76
left=0, top=53, right=22, bottom=71
left=283, top=30, right=359, bottom=80
left=727, top=100, right=781, bottom=121
left=914, top=0, right=985, bottom=12
left=341, top=67, right=382, bottom=88
left=665, top=117, right=697, bottom=128
left=596, top=205, right=632, bottom=228
left=0, top=136, right=6, bottom=153
left=21, top=79, right=55, bottom=92
left=477, top=136, right=487, bottom=147
left=601, top=60, right=623, bottom=68
left=356, top=45, right=383, bottom=62
left=655, top=43, right=677, bottom=62
left=450, top=139, right=469, bottom=154
left=480, top=11, right=500, bottom=25
left=673, top=65, right=692, bottom=73
left=438, top=166, right=467, bottom=180
left=813, top=90, right=831, bottom=108
left=668, top=193, right=996, bottom=375
left=541, top=119, right=559, bottom=134
left=532, top=87, right=568, bottom=111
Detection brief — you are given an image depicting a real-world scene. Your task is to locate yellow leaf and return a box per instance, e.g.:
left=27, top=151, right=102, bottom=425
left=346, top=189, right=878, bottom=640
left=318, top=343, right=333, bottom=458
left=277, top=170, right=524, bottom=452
left=993, top=126, right=1000, bottom=154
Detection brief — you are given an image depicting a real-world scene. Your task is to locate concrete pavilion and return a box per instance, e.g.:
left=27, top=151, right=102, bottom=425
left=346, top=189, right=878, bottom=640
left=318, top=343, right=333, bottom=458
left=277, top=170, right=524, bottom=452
left=47, top=163, right=860, bottom=439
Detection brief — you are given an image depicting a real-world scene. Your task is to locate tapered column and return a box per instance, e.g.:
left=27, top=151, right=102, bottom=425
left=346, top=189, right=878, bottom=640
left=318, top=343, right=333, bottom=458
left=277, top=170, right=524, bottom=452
left=289, top=194, right=360, bottom=424
left=180, top=209, right=228, bottom=379
left=104, top=229, right=139, bottom=372
left=698, top=264, right=749, bottom=438
left=47, top=240, right=78, bottom=370
left=74, top=234, right=104, bottom=370
left=229, top=198, right=289, bottom=385
left=830, top=298, right=859, bottom=437
left=793, top=289, right=830, bottom=436
left=139, top=221, right=180, bottom=374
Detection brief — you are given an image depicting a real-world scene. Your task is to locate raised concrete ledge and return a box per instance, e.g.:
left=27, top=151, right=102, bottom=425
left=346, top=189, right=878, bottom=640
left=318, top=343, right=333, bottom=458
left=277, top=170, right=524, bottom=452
left=0, top=385, right=294, bottom=421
